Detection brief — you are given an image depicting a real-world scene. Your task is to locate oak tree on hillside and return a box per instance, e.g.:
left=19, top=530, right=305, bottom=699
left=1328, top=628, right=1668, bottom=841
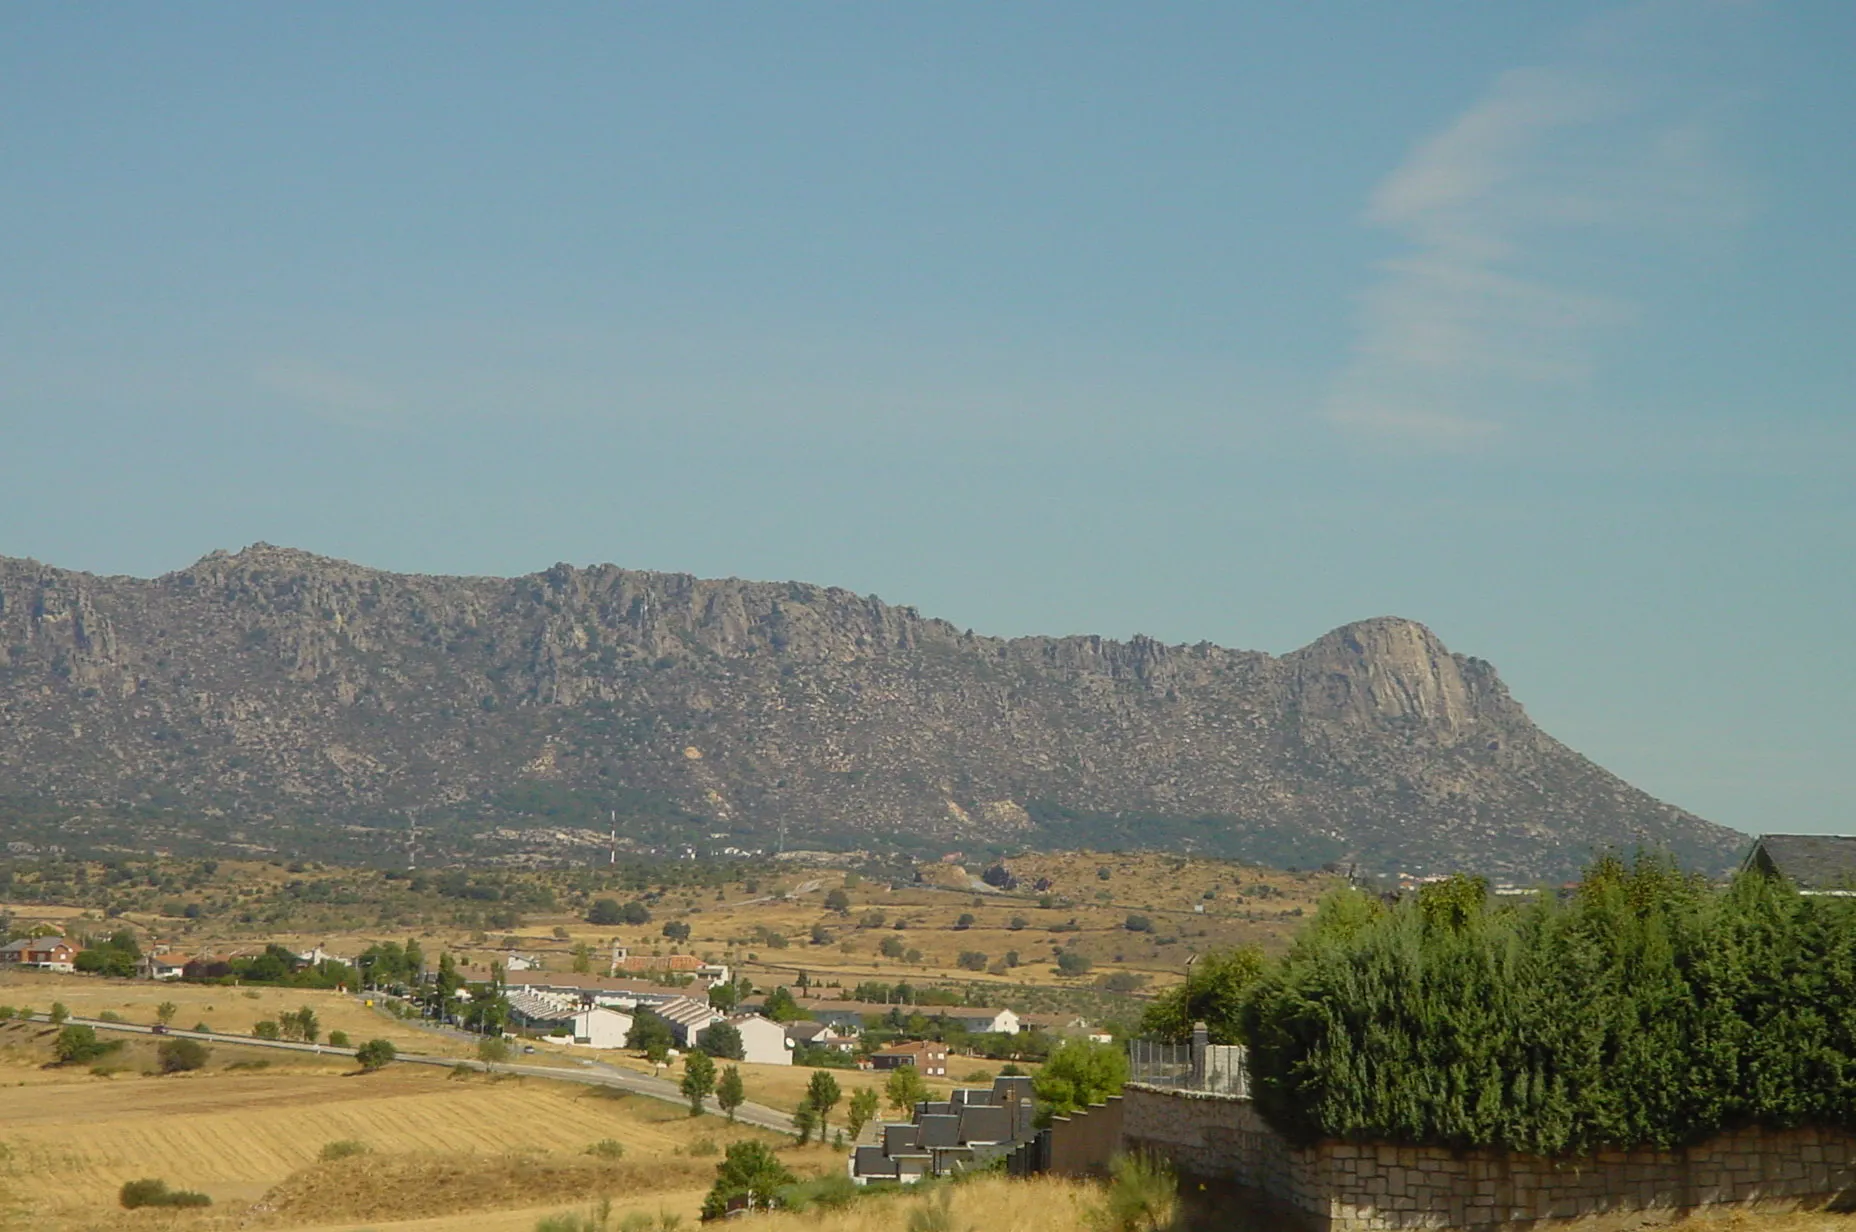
left=716, top=1065, right=745, bottom=1122
left=682, top=1050, right=716, bottom=1116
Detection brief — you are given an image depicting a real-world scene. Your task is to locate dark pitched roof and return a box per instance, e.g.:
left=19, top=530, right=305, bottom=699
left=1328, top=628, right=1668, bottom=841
left=918, top=1114, right=962, bottom=1149
left=855, top=1146, right=898, bottom=1177
left=957, top=1104, right=1011, bottom=1144
left=1745, top=834, right=1856, bottom=892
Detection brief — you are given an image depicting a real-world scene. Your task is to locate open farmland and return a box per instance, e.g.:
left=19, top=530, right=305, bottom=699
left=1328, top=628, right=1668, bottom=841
left=2, top=850, right=1332, bottom=1014
left=0, top=1019, right=793, bottom=1231
left=0, top=969, right=470, bottom=1058
left=458, top=851, right=1335, bottom=1018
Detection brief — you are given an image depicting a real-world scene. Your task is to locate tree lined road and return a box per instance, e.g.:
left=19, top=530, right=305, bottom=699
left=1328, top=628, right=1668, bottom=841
left=29, top=1013, right=799, bottom=1134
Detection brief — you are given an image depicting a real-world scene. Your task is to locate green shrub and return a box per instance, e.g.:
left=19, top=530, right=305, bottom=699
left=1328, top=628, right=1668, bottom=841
left=1087, top=1152, right=1177, bottom=1232
left=119, top=1178, right=212, bottom=1209
left=1033, top=1039, right=1129, bottom=1124
left=584, top=1138, right=626, bottom=1159
left=354, top=1038, right=397, bottom=1071
left=775, top=1172, right=860, bottom=1212
left=320, top=1139, right=370, bottom=1161
left=1242, top=856, right=1856, bottom=1154
left=54, top=1024, right=116, bottom=1065
left=158, top=1038, right=211, bottom=1073
left=327, top=1030, right=351, bottom=1048
left=699, top=1140, right=795, bottom=1219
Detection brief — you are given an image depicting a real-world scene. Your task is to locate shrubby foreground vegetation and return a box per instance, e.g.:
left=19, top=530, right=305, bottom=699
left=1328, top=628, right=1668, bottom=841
left=1151, top=854, right=1856, bottom=1155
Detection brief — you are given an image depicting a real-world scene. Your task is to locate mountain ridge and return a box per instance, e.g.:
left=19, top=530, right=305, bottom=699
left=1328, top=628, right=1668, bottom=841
left=0, top=544, right=1744, bottom=877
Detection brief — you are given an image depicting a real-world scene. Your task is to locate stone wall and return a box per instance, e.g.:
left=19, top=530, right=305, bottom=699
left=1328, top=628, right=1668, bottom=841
left=1121, top=1084, right=1303, bottom=1199
left=1312, top=1125, right=1856, bottom=1232
left=1116, top=1084, right=1856, bottom=1232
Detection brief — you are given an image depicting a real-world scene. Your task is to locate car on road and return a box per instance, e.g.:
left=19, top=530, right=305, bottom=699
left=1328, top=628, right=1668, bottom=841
left=150, top=1024, right=168, bottom=1034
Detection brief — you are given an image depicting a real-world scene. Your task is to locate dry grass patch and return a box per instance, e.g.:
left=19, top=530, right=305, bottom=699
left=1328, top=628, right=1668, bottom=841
left=256, top=1150, right=711, bottom=1223
left=752, top=1175, right=1097, bottom=1232
left=0, top=970, right=466, bottom=1057
left=0, top=1055, right=785, bottom=1229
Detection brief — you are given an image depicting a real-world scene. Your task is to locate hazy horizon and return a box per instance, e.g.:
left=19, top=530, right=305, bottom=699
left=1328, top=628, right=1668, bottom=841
left=5, top=3, right=1852, bottom=836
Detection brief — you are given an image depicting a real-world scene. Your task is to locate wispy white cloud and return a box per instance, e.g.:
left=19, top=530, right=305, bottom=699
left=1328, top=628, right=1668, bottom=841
left=256, top=358, right=405, bottom=429
left=1325, top=5, right=1750, bottom=449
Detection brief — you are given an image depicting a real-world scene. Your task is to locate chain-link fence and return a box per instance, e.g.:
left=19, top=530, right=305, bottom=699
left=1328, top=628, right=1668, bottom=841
left=1127, top=1038, right=1193, bottom=1087
left=1126, top=1039, right=1250, bottom=1098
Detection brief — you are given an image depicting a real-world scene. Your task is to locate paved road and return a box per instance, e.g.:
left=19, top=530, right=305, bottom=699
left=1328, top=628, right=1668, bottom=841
left=27, top=1013, right=798, bottom=1134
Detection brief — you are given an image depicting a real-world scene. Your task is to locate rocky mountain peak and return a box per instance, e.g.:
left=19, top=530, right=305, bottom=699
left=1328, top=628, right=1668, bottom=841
left=0, top=548, right=1743, bottom=878
left=1286, top=616, right=1503, bottom=734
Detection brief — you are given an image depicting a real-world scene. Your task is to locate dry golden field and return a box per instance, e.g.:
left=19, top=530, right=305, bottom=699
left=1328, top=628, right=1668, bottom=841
left=0, top=969, right=471, bottom=1057
left=0, top=1019, right=797, bottom=1232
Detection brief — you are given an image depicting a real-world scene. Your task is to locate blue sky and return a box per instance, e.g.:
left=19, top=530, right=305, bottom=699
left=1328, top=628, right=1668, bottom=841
left=3, top=3, right=1852, bottom=836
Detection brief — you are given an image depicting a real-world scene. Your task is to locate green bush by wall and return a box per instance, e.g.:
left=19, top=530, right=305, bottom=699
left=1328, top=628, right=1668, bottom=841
left=1239, top=855, right=1856, bottom=1155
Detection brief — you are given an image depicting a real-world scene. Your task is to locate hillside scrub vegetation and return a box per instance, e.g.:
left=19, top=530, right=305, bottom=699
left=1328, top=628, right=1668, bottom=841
left=1228, top=854, right=1856, bottom=1154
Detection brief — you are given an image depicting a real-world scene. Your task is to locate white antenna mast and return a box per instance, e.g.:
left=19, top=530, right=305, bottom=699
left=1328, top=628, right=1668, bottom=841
left=610, top=809, right=617, bottom=866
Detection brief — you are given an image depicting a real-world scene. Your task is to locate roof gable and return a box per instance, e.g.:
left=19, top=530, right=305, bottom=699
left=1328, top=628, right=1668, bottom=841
left=1747, top=834, right=1856, bottom=892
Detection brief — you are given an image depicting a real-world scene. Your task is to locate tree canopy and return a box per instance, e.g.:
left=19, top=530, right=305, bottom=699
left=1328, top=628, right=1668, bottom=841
left=1240, top=856, right=1856, bottom=1153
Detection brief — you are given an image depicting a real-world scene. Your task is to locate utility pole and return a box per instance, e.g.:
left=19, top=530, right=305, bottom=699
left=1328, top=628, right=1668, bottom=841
left=610, top=809, right=617, bottom=866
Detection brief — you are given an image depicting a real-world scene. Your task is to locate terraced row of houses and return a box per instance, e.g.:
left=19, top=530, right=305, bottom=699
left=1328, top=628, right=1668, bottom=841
left=852, top=1074, right=1040, bottom=1183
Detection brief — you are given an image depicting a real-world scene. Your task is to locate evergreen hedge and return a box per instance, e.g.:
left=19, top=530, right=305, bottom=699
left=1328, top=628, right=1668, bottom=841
left=1239, top=854, right=1856, bottom=1155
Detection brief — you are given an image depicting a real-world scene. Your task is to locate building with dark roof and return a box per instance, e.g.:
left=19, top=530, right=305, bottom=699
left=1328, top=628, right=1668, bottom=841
left=1742, top=834, right=1856, bottom=895
left=850, top=1074, right=1038, bottom=1185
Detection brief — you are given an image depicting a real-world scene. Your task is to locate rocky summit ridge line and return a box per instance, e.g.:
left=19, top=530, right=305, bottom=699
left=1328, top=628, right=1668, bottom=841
left=0, top=544, right=1743, bottom=878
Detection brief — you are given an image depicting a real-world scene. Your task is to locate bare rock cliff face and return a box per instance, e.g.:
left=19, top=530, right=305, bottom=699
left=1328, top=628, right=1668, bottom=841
left=0, top=545, right=1744, bottom=877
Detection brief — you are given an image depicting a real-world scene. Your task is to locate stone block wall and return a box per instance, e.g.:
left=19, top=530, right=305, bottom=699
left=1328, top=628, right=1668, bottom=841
left=1117, top=1084, right=1856, bottom=1232
left=1121, top=1084, right=1301, bottom=1197
left=1311, top=1126, right=1856, bottom=1232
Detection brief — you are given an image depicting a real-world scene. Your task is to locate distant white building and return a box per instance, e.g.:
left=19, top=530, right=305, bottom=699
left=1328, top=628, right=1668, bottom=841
left=786, top=1020, right=860, bottom=1053
left=139, top=953, right=188, bottom=981
left=728, top=1014, right=794, bottom=1066
left=946, top=1008, right=1019, bottom=1035
left=570, top=1006, right=635, bottom=1049
left=652, top=995, right=724, bottom=1047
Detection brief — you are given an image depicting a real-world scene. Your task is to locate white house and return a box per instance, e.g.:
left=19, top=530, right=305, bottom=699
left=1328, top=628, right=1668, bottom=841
left=728, top=1014, right=794, bottom=1066
left=652, top=995, right=724, bottom=1047
left=570, top=1006, right=635, bottom=1049
left=947, top=1008, right=1019, bottom=1035
left=786, top=1020, right=860, bottom=1053
left=139, top=953, right=188, bottom=981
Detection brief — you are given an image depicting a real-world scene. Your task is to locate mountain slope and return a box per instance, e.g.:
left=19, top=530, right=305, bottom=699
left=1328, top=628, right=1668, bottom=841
left=0, top=544, right=1743, bottom=877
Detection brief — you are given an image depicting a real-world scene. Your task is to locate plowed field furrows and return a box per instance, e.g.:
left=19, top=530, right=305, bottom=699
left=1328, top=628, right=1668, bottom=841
left=0, top=1066, right=770, bottom=1230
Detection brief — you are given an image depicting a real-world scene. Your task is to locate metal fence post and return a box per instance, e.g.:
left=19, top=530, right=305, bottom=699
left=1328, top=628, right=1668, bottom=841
left=1190, top=1021, right=1208, bottom=1090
